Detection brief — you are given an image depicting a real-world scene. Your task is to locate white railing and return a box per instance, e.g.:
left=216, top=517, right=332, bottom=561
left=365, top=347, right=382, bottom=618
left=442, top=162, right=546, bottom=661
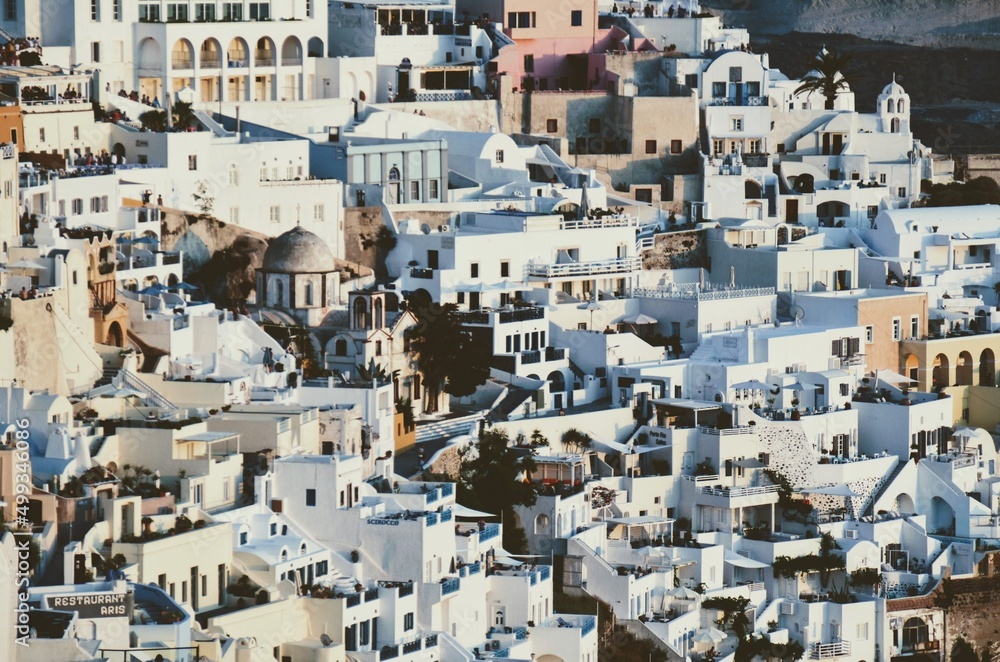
left=634, top=286, right=775, bottom=301
left=699, top=426, right=756, bottom=436
left=700, top=484, right=778, bottom=498
left=526, top=256, right=641, bottom=278
left=636, top=237, right=655, bottom=252
left=810, top=641, right=851, bottom=659
left=560, top=215, right=638, bottom=230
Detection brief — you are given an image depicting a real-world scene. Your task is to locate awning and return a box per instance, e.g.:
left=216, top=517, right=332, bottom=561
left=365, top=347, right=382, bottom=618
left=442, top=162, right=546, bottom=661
left=453, top=504, right=496, bottom=518
left=606, top=515, right=674, bottom=526
left=724, top=550, right=769, bottom=569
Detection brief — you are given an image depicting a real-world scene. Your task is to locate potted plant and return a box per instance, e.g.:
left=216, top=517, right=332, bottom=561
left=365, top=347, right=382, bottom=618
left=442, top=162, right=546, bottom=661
left=790, top=398, right=801, bottom=420
left=355, top=582, right=364, bottom=593
left=350, top=549, right=360, bottom=563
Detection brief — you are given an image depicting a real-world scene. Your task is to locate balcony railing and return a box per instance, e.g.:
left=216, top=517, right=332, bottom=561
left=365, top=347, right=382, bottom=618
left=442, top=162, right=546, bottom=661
left=634, top=285, right=775, bottom=301
left=281, top=57, right=302, bottom=66
left=900, top=641, right=940, bottom=655
left=254, top=51, right=274, bottom=66
left=545, top=347, right=565, bottom=361
left=346, top=593, right=361, bottom=607
left=380, top=644, right=399, bottom=660
left=743, top=153, right=770, bottom=167
left=709, top=95, right=768, bottom=106
left=409, top=267, right=434, bottom=279
left=171, top=57, right=193, bottom=69
left=931, top=452, right=976, bottom=468
left=522, top=350, right=540, bottom=365
left=810, top=641, right=851, bottom=659
left=199, top=57, right=221, bottom=68
left=700, top=484, right=778, bottom=497
left=526, top=256, right=641, bottom=279
left=364, top=587, right=379, bottom=602
left=479, top=523, right=500, bottom=542
left=441, top=577, right=460, bottom=595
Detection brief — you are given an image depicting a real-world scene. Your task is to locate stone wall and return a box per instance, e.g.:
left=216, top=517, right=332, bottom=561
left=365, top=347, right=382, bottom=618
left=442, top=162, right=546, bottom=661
left=642, top=229, right=707, bottom=270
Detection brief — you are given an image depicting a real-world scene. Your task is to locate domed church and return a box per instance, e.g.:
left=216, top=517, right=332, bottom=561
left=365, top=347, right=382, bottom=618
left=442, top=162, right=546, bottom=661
left=256, top=226, right=340, bottom=326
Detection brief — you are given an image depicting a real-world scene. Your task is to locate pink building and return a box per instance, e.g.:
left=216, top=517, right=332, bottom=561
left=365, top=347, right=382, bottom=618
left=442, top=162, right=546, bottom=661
left=460, top=0, right=618, bottom=91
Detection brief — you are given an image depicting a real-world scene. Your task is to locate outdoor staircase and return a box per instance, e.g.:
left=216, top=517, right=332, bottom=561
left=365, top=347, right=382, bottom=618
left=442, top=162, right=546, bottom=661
left=94, top=367, right=119, bottom=389
left=120, top=369, right=177, bottom=410
left=862, top=458, right=906, bottom=515
left=414, top=412, right=484, bottom=444
left=567, top=360, right=586, bottom=383
left=0, top=27, right=15, bottom=42
left=490, top=387, right=532, bottom=422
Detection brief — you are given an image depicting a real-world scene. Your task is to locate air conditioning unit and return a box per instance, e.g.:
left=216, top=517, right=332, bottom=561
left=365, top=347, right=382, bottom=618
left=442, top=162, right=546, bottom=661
left=438, top=224, right=452, bottom=232
left=780, top=602, right=795, bottom=615
left=845, top=529, right=858, bottom=540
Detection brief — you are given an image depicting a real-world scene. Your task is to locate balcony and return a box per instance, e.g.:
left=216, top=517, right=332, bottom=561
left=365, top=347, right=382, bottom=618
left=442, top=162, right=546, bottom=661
left=709, top=96, right=768, bottom=106
left=199, top=56, right=221, bottom=69
left=171, top=57, right=193, bottom=70
left=454, top=305, right=545, bottom=326
left=930, top=451, right=976, bottom=468
left=479, top=523, right=500, bottom=542
left=526, top=256, right=641, bottom=280
left=281, top=57, right=303, bottom=66
left=810, top=641, right=851, bottom=659
left=441, top=577, right=460, bottom=595
left=900, top=641, right=940, bottom=655
left=409, top=267, right=434, bottom=279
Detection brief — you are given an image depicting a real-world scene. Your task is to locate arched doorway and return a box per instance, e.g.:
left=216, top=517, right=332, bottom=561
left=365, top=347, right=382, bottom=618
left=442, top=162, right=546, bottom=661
left=902, top=617, right=928, bottom=651
left=171, top=38, right=194, bottom=70
left=105, top=321, right=123, bottom=347
left=387, top=166, right=401, bottom=204
left=307, top=37, right=324, bottom=57
left=895, top=493, right=915, bottom=514
left=932, top=354, right=949, bottom=390
left=534, top=513, right=550, bottom=534
left=280, top=36, right=302, bottom=66
left=547, top=371, right=565, bottom=393
left=981, top=348, right=996, bottom=386
left=930, top=496, right=955, bottom=534
left=956, top=351, right=973, bottom=386
left=904, top=353, right=919, bottom=383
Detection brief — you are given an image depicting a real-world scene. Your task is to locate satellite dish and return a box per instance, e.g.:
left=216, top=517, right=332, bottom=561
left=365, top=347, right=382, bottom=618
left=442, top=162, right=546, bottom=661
left=789, top=305, right=804, bottom=323
left=321, top=633, right=334, bottom=647
left=420, top=223, right=431, bottom=235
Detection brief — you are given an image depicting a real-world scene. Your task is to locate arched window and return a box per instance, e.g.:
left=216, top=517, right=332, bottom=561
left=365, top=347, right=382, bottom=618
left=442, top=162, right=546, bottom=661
left=388, top=166, right=400, bottom=181
left=891, top=117, right=900, bottom=133
left=335, top=338, right=348, bottom=356
left=886, top=99, right=895, bottom=113
left=299, top=542, right=307, bottom=556
left=375, top=340, right=383, bottom=356
left=534, top=513, right=550, bottom=534
left=897, top=99, right=905, bottom=113
left=902, top=618, right=928, bottom=648
left=280, top=548, right=288, bottom=561
left=353, top=297, right=369, bottom=329
left=374, top=299, right=384, bottom=328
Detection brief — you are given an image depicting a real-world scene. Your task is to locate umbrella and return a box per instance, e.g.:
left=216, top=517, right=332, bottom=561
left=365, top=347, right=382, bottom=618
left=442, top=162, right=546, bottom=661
left=802, top=484, right=861, bottom=498
left=136, top=284, right=166, bottom=295
left=169, top=282, right=199, bottom=291
left=133, top=235, right=159, bottom=244
left=452, top=504, right=497, bottom=518
left=494, top=555, right=524, bottom=566
left=783, top=381, right=819, bottom=391
left=951, top=427, right=980, bottom=443
left=580, top=300, right=602, bottom=330
left=116, top=236, right=134, bottom=244
left=7, top=258, right=46, bottom=269
left=693, top=627, right=726, bottom=645
left=731, top=379, right=767, bottom=390
left=669, top=586, right=700, bottom=599
left=578, top=174, right=590, bottom=220
left=623, top=313, right=658, bottom=325
left=874, top=370, right=915, bottom=385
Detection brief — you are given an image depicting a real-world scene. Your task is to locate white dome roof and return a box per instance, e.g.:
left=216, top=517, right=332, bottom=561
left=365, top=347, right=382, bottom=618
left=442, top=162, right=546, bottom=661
left=881, top=79, right=906, bottom=97
left=261, top=226, right=335, bottom=274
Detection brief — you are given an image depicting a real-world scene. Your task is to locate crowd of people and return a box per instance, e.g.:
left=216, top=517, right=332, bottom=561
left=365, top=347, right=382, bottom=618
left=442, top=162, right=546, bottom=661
left=1, top=36, right=41, bottom=66
left=609, top=3, right=693, bottom=18
left=112, top=85, right=162, bottom=108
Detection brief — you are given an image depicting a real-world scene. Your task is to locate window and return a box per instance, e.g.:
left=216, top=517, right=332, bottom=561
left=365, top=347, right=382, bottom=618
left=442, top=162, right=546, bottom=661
left=188, top=155, right=197, bottom=170
left=712, top=139, right=723, bottom=156
left=113, top=0, right=121, bottom=19
left=229, top=208, right=239, bottom=224
left=410, top=181, right=420, bottom=201
left=495, top=150, right=505, bottom=164
left=500, top=260, right=510, bottom=277
left=670, top=139, right=682, bottom=154
left=404, top=612, right=414, bottom=631
left=270, top=522, right=277, bottom=536
left=571, top=9, right=582, bottom=25
left=728, top=66, right=742, bottom=82
left=712, top=81, right=726, bottom=97
left=865, top=325, right=874, bottom=343
left=306, top=489, right=316, bottom=506
left=201, top=575, right=207, bottom=596
left=777, top=142, right=785, bottom=153
left=375, top=340, right=382, bottom=356
left=523, top=54, right=534, bottom=72
left=911, top=315, right=919, bottom=339
left=644, top=140, right=657, bottom=154
left=39, top=128, right=45, bottom=142
left=470, top=263, right=479, bottom=278
left=508, top=11, right=535, bottom=28
left=313, top=204, right=324, bottom=222
left=892, top=317, right=901, bottom=341
left=635, top=188, right=653, bottom=203
left=748, top=139, right=760, bottom=154
left=730, top=116, right=744, bottom=131
left=91, top=0, right=99, bottom=20
left=9, top=128, right=16, bottom=144
left=546, top=119, right=558, bottom=133
left=857, top=623, right=868, bottom=640
left=72, top=199, right=83, bottom=215
left=429, top=179, right=439, bottom=199
left=91, top=42, right=100, bottom=62
left=239, top=531, right=248, bottom=545
left=4, top=0, right=15, bottom=19
left=269, top=206, right=280, bottom=222
left=898, top=187, right=907, bottom=198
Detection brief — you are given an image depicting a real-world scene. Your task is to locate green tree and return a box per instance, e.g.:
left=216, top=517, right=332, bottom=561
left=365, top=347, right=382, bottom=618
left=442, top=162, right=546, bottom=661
left=993, top=281, right=1000, bottom=307
left=138, top=109, right=168, bottom=132
left=794, top=48, right=852, bottom=110
left=172, top=100, right=196, bottom=130
left=408, top=302, right=490, bottom=412
left=952, top=637, right=978, bottom=662
left=457, top=429, right=538, bottom=553
left=925, top=177, right=1000, bottom=207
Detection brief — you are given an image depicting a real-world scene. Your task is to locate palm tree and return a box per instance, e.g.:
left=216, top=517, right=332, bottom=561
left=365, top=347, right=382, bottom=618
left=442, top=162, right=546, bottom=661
left=795, top=48, right=852, bottom=110
left=992, top=280, right=1000, bottom=307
